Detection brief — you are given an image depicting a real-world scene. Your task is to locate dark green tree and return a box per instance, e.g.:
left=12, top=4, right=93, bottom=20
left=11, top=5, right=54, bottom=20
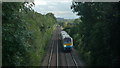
left=2, top=2, right=56, bottom=66
left=71, top=2, right=120, bottom=67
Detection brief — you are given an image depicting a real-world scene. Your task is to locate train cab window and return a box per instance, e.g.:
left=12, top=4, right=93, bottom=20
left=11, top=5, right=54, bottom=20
left=64, top=38, right=71, bottom=43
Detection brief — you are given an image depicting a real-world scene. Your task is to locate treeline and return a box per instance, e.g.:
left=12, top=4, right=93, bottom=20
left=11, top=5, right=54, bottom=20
left=2, top=2, right=56, bottom=66
left=65, top=2, right=120, bottom=67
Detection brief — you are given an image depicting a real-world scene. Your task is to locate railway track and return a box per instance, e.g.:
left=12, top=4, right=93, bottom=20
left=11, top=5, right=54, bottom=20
left=42, top=26, right=84, bottom=68
left=47, top=27, right=59, bottom=68
left=48, top=36, right=54, bottom=67
left=56, top=30, right=59, bottom=68
left=64, top=52, right=78, bottom=68
left=70, top=53, right=78, bottom=68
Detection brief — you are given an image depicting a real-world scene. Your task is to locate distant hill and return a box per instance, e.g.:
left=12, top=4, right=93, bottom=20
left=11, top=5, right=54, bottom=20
left=57, top=18, right=74, bottom=22
left=56, top=18, right=64, bottom=21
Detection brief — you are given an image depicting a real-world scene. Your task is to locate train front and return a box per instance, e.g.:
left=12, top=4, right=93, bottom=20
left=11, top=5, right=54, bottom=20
left=63, top=37, right=73, bottom=51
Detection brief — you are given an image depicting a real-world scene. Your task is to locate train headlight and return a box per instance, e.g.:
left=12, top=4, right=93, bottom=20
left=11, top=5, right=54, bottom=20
left=64, top=45, right=66, bottom=47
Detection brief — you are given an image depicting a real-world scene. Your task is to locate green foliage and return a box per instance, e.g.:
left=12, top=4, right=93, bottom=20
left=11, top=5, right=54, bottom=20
left=2, top=2, right=56, bottom=66
left=70, top=2, right=120, bottom=66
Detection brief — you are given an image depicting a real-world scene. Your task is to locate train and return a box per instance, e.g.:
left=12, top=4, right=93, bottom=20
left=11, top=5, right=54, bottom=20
left=60, top=31, right=73, bottom=51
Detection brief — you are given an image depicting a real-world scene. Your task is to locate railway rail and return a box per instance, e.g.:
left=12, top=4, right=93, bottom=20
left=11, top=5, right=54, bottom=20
left=70, top=53, right=78, bottom=68
left=64, top=52, right=78, bottom=68
left=42, top=26, right=84, bottom=68
left=48, top=37, right=54, bottom=67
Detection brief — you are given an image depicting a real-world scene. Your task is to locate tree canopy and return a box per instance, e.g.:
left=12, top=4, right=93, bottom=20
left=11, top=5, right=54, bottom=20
left=2, top=2, right=56, bottom=66
left=68, top=2, right=120, bottom=66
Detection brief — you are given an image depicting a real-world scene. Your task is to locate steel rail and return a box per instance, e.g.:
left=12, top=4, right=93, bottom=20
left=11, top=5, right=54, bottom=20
left=70, top=53, right=78, bottom=68
left=65, top=53, right=69, bottom=68
left=57, top=30, right=59, bottom=68
left=48, top=30, right=56, bottom=68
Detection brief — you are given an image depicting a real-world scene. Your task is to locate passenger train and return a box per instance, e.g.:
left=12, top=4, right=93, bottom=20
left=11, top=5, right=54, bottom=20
left=60, top=31, right=73, bottom=51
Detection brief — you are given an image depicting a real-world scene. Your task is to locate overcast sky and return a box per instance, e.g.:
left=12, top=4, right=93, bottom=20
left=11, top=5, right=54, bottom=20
left=32, top=0, right=79, bottom=19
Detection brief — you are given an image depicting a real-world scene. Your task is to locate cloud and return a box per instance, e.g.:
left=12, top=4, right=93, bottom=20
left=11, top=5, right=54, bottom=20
left=53, top=11, right=79, bottom=19
left=34, top=0, right=73, bottom=5
left=33, top=0, right=79, bottom=19
left=53, top=11, right=72, bottom=15
left=34, top=0, right=47, bottom=5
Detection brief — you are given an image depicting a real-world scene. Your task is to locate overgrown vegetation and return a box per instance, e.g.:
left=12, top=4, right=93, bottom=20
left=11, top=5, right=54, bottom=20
left=65, top=2, right=120, bottom=67
left=2, top=2, right=56, bottom=66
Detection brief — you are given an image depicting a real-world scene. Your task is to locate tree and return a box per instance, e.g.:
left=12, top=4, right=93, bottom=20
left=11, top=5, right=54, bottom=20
left=71, top=2, right=120, bottom=66
left=2, top=2, right=56, bottom=66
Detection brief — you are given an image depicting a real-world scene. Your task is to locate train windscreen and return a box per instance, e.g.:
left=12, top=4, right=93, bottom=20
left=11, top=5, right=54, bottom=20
left=64, top=38, right=71, bottom=43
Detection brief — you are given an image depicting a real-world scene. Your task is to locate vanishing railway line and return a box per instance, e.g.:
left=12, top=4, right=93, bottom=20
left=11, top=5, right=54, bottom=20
left=42, top=26, right=84, bottom=68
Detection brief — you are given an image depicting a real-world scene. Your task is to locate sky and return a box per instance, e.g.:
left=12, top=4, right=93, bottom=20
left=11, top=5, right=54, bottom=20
left=32, top=0, right=79, bottom=19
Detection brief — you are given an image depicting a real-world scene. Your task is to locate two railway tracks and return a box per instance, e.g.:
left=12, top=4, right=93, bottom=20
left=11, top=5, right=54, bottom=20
left=42, top=26, right=84, bottom=68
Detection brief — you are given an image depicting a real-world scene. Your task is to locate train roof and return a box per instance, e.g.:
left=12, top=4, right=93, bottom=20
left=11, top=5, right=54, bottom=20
left=61, top=31, right=67, bottom=35
left=62, top=35, right=72, bottom=39
left=61, top=31, right=67, bottom=34
left=61, top=31, right=72, bottom=39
